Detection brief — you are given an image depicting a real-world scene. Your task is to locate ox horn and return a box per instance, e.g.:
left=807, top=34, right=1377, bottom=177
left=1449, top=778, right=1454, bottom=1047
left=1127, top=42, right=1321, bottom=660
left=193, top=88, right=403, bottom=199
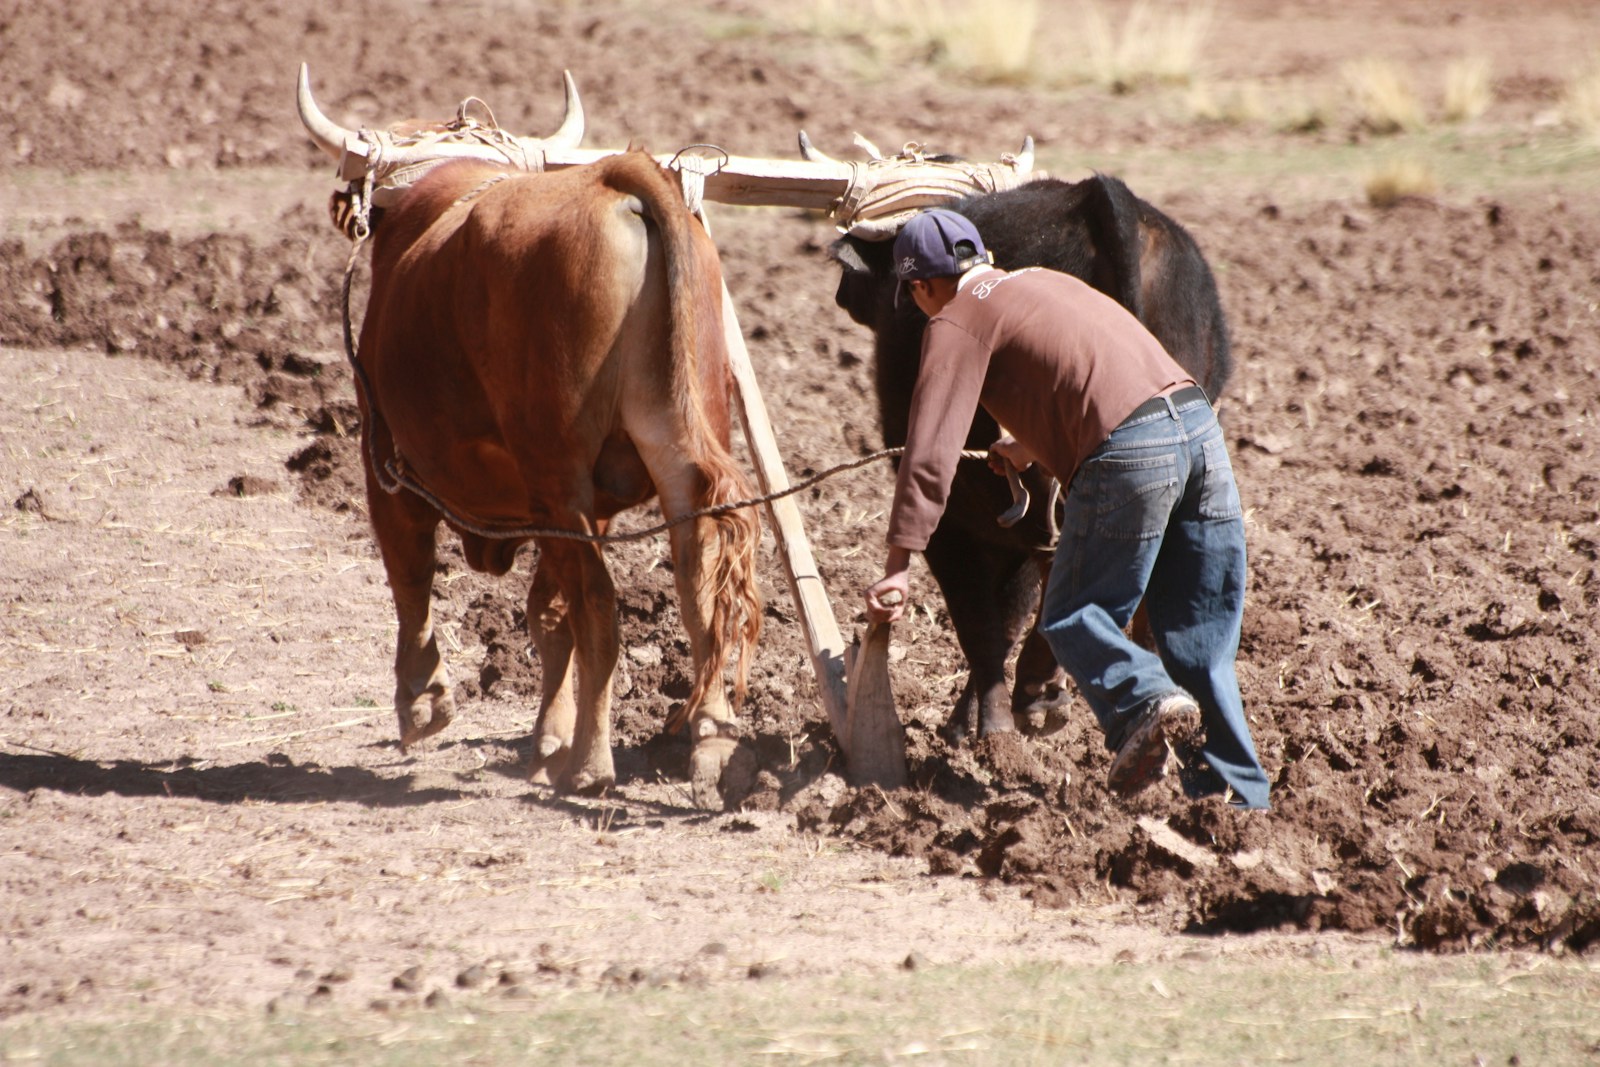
left=540, top=70, right=585, bottom=150
left=851, top=132, right=886, bottom=161
left=797, top=130, right=840, bottom=165
left=1012, top=136, right=1035, bottom=173
left=297, top=63, right=354, bottom=161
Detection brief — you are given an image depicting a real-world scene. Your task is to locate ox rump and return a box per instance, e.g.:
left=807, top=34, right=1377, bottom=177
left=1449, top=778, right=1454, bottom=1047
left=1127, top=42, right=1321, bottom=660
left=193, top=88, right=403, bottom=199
left=309, top=145, right=763, bottom=805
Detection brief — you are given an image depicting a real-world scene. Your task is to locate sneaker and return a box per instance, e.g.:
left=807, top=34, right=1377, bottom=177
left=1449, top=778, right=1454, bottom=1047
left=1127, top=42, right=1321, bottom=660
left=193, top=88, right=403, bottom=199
left=1106, top=690, right=1200, bottom=797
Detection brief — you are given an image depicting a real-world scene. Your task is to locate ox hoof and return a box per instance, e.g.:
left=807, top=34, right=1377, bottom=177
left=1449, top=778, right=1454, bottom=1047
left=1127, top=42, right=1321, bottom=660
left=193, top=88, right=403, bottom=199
left=1015, top=691, right=1070, bottom=737
left=397, top=692, right=456, bottom=753
left=978, top=707, right=1017, bottom=738
left=938, top=717, right=972, bottom=747
left=938, top=695, right=981, bottom=746
left=528, top=736, right=573, bottom=786
left=556, top=744, right=616, bottom=797
left=566, top=769, right=616, bottom=797
left=688, top=735, right=757, bottom=811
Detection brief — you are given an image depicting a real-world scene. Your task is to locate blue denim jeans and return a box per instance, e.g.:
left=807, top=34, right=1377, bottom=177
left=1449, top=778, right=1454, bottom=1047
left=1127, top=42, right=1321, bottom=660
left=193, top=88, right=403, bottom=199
left=1040, top=393, right=1271, bottom=809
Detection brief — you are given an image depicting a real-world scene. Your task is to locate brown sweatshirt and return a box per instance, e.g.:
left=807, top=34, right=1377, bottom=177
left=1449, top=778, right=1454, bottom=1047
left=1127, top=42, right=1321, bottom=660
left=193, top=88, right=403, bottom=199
left=887, top=266, right=1195, bottom=552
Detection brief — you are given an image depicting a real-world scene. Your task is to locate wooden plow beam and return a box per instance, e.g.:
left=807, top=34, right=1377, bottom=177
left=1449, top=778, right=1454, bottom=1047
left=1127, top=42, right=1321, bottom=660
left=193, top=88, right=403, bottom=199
left=716, top=278, right=907, bottom=789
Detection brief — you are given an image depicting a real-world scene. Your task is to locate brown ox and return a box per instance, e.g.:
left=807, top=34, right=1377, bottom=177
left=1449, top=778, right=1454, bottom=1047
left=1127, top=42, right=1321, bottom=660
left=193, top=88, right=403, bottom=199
left=347, top=150, right=761, bottom=800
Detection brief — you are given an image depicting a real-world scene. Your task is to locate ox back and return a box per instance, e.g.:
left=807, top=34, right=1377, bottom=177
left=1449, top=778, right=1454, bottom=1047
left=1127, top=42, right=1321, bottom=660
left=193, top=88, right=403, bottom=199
left=829, top=173, right=1232, bottom=740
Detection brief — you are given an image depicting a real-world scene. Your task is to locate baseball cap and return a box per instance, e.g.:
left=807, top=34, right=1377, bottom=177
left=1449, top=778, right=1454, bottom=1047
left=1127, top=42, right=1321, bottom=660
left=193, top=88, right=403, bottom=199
left=892, top=208, right=991, bottom=305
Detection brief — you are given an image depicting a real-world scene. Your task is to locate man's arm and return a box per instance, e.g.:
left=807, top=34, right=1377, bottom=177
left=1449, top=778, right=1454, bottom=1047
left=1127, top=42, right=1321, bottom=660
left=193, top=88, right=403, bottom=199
left=867, top=320, right=991, bottom=622
left=884, top=319, right=993, bottom=551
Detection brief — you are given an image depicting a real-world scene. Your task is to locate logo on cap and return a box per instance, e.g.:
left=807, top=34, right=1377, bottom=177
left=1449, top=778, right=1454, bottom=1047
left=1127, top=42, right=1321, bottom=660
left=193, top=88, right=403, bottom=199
left=893, top=208, right=989, bottom=282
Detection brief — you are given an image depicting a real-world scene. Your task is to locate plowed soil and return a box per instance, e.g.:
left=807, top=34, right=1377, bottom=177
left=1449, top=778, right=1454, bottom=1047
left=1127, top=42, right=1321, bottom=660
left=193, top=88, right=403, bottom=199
left=2, top=0, right=1598, bottom=1021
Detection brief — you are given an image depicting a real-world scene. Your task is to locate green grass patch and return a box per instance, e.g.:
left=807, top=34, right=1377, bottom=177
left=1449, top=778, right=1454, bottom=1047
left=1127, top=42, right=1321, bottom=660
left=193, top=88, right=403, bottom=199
left=4, top=954, right=1596, bottom=1066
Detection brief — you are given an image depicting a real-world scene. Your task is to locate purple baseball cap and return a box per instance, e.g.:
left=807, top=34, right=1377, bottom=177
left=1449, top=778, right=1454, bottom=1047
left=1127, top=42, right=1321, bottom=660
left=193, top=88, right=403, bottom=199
left=892, top=208, right=990, bottom=305
left=894, top=208, right=989, bottom=280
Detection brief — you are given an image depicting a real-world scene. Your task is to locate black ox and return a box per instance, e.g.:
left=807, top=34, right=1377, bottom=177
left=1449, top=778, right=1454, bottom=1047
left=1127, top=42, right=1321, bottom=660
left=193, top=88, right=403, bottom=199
left=829, top=173, right=1233, bottom=741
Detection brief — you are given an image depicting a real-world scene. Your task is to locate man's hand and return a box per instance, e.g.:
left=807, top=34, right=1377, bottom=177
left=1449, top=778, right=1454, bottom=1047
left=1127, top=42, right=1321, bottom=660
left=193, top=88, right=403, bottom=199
left=987, top=433, right=1036, bottom=476
left=866, top=546, right=912, bottom=623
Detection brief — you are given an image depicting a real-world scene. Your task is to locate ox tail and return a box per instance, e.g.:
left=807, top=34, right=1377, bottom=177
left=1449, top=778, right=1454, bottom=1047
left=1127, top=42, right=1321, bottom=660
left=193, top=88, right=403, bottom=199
left=1080, top=173, right=1146, bottom=323
left=681, top=454, right=764, bottom=729
left=606, top=153, right=763, bottom=727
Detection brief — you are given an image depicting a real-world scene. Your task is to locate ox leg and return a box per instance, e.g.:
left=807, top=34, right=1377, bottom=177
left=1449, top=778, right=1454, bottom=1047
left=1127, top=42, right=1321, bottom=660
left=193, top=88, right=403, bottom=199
left=922, top=535, right=1017, bottom=740
left=525, top=547, right=580, bottom=786
left=667, top=515, right=756, bottom=810
left=1014, top=553, right=1072, bottom=735
left=541, top=538, right=619, bottom=795
left=367, top=475, right=455, bottom=751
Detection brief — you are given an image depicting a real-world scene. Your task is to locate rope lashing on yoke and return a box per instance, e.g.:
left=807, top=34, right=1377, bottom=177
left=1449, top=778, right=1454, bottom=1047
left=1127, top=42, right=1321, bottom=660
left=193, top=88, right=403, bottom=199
left=827, top=139, right=1037, bottom=240
left=327, top=97, right=541, bottom=238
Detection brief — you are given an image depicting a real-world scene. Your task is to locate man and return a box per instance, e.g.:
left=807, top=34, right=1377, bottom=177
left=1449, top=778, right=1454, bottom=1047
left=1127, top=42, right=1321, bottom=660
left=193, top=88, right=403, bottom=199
left=865, top=208, right=1270, bottom=809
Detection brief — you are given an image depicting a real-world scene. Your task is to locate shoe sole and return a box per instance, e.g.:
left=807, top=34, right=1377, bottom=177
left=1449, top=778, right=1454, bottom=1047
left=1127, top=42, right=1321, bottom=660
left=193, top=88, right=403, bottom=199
left=1107, top=707, right=1172, bottom=797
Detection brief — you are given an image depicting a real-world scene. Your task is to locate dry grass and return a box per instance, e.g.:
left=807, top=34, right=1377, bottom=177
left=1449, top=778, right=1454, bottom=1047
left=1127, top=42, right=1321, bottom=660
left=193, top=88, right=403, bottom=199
left=1365, top=158, right=1438, bottom=207
left=1187, top=81, right=1267, bottom=126
left=1565, top=59, right=1600, bottom=143
left=1276, top=93, right=1334, bottom=135
left=799, top=0, right=1041, bottom=84
left=1442, top=55, right=1493, bottom=123
left=795, top=0, right=912, bottom=36
left=797, top=0, right=1211, bottom=90
left=937, top=0, right=1040, bottom=84
left=10, top=954, right=1599, bottom=1065
left=1344, top=58, right=1426, bottom=135
left=1080, top=0, right=1213, bottom=93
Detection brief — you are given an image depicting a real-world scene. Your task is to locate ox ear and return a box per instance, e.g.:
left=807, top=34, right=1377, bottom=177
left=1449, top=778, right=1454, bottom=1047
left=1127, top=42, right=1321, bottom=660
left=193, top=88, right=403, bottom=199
left=829, top=233, right=899, bottom=277
left=827, top=236, right=874, bottom=275
left=828, top=236, right=893, bottom=328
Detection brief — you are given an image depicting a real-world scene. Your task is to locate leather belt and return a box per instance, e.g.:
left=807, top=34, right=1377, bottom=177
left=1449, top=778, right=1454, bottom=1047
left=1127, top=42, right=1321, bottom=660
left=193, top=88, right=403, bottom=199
left=1124, top=384, right=1209, bottom=422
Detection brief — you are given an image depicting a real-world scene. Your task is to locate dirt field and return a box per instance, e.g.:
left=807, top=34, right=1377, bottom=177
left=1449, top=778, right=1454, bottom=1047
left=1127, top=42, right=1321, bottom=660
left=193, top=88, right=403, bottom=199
left=3, top=0, right=1599, bottom=1025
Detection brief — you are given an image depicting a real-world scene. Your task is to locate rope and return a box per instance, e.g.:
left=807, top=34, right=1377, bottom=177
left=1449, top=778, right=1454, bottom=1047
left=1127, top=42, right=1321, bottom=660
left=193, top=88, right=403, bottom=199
left=383, top=439, right=947, bottom=546
left=354, top=104, right=540, bottom=204
left=335, top=210, right=990, bottom=546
